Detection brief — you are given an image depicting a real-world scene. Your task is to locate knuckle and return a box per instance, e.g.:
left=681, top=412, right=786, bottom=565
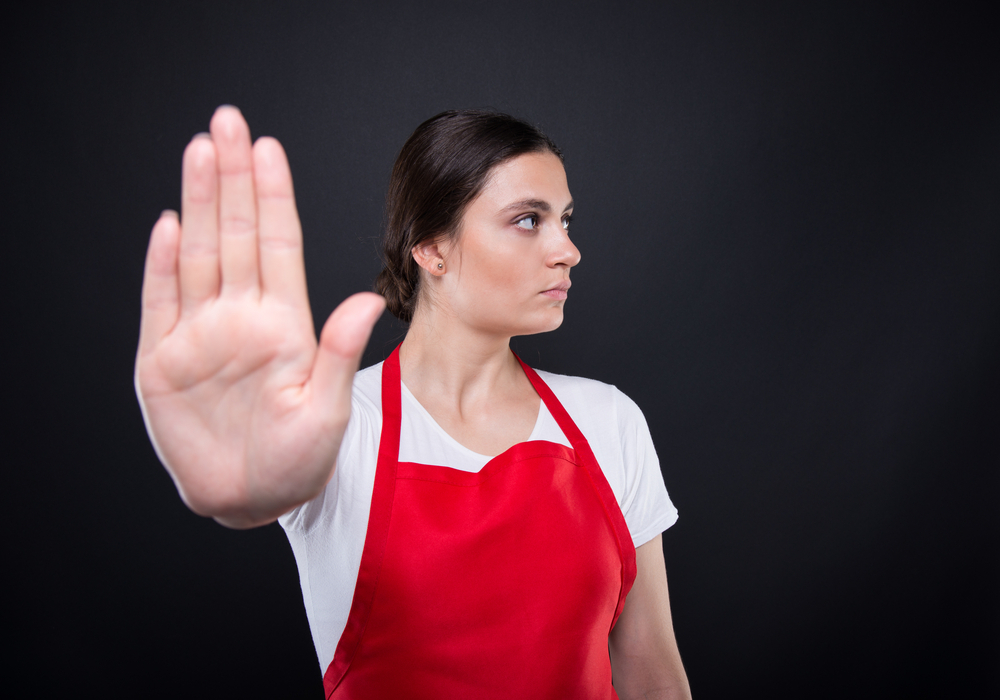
left=178, top=237, right=219, bottom=256
left=219, top=216, right=256, bottom=235
left=259, top=234, right=299, bottom=252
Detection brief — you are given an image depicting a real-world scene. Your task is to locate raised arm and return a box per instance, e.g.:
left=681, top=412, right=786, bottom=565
left=135, top=106, right=385, bottom=529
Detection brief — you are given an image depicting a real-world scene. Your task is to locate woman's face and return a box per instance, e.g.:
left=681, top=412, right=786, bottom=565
left=434, top=151, right=580, bottom=337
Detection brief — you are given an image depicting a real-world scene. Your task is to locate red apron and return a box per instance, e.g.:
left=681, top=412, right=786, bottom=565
left=324, top=347, right=637, bottom=698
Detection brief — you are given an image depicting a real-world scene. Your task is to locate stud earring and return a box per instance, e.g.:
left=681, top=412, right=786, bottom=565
left=437, top=263, right=443, bottom=270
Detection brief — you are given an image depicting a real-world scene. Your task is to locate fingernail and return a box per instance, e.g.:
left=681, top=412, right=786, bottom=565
left=161, top=209, right=179, bottom=219
left=217, top=104, right=241, bottom=113
left=192, top=132, right=211, bottom=140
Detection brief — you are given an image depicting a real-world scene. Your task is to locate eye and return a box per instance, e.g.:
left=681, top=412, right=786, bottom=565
left=562, top=214, right=573, bottom=231
left=514, top=214, right=539, bottom=230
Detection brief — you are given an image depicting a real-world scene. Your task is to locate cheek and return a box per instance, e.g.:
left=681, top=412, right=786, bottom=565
left=463, top=233, right=533, bottom=294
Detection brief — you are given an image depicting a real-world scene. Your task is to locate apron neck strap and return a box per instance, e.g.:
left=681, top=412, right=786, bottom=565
left=513, top=352, right=589, bottom=453
left=383, top=345, right=592, bottom=458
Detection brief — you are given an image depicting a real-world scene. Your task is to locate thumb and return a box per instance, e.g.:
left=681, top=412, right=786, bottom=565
left=309, top=292, right=386, bottom=416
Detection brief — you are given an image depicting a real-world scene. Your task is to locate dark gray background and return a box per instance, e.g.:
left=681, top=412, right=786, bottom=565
left=8, top=1, right=997, bottom=697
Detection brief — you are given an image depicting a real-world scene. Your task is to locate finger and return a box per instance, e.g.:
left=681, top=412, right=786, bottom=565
left=253, top=137, right=308, bottom=308
left=138, top=210, right=181, bottom=355
left=310, top=293, right=386, bottom=420
left=179, top=133, right=220, bottom=310
left=210, top=106, right=260, bottom=295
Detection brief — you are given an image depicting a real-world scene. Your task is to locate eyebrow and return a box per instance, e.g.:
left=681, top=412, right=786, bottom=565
left=499, top=199, right=574, bottom=215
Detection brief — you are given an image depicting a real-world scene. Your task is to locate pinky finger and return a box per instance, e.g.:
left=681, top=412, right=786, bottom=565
left=138, top=210, right=182, bottom=355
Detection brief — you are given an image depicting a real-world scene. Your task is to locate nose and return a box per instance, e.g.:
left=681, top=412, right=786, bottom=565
left=548, top=227, right=581, bottom=269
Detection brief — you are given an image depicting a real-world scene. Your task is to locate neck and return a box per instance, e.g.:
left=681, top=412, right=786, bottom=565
left=399, top=302, right=524, bottom=411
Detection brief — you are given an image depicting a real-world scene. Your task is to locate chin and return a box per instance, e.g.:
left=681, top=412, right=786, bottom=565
left=513, top=308, right=565, bottom=337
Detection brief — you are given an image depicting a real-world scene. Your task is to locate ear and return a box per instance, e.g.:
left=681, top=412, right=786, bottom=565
left=412, top=240, right=447, bottom=276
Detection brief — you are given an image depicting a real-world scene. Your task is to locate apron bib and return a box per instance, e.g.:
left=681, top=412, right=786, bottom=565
left=324, top=347, right=637, bottom=698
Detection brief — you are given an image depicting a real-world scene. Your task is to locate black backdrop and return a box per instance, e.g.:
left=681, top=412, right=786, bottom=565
left=8, top=2, right=998, bottom=697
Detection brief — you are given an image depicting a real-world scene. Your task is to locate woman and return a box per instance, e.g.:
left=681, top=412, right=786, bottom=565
left=136, top=105, right=691, bottom=699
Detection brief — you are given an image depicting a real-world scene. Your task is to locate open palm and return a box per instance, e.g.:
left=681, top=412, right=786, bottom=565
left=135, top=107, right=384, bottom=528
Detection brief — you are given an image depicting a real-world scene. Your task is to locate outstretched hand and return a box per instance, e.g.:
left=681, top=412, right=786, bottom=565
left=135, top=107, right=385, bottom=528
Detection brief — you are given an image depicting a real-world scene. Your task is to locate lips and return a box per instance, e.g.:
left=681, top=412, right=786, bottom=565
left=541, top=280, right=571, bottom=300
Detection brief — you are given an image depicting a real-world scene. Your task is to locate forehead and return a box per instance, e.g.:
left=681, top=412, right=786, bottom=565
left=474, top=151, right=572, bottom=212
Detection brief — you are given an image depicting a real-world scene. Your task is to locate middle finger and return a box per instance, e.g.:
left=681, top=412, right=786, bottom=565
left=210, top=106, right=260, bottom=296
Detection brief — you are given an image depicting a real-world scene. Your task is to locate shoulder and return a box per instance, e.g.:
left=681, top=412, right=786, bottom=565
left=349, top=360, right=383, bottom=417
left=340, top=360, right=386, bottom=447
left=531, top=367, right=675, bottom=546
left=531, top=369, right=650, bottom=472
left=538, top=372, right=677, bottom=546
left=353, top=360, right=383, bottom=399
left=532, top=369, right=646, bottom=431
left=533, top=369, right=616, bottom=403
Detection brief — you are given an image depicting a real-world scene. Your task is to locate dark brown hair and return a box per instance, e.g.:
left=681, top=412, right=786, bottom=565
left=374, top=110, right=562, bottom=322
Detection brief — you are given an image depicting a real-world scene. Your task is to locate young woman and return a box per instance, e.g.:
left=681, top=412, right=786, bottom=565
left=136, top=105, right=691, bottom=699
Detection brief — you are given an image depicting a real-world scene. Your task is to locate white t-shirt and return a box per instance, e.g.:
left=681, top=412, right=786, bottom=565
left=279, top=361, right=678, bottom=673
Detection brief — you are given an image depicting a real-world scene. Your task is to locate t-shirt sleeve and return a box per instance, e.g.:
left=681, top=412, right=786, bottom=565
left=613, top=388, right=678, bottom=548
left=278, top=388, right=378, bottom=533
